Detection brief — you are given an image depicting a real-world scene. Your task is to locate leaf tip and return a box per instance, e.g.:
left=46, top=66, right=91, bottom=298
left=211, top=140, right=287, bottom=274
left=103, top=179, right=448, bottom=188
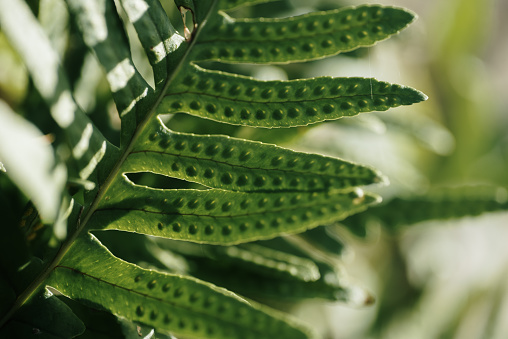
left=373, top=171, right=390, bottom=186
left=399, top=86, right=428, bottom=106
left=417, top=90, right=429, bottom=103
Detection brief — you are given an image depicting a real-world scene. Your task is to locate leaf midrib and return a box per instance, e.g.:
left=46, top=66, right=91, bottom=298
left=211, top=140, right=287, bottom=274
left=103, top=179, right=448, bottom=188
left=1, top=0, right=220, bottom=327
left=53, top=265, right=273, bottom=335
left=202, top=5, right=404, bottom=45
left=95, top=199, right=359, bottom=218
left=199, top=8, right=409, bottom=43
left=166, top=90, right=396, bottom=104
left=128, top=150, right=374, bottom=182
left=199, top=23, right=395, bottom=44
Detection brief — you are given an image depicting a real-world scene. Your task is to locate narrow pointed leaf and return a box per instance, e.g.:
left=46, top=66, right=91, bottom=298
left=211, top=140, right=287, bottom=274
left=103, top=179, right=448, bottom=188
left=124, top=117, right=383, bottom=192
left=0, top=101, right=66, bottom=223
left=208, top=244, right=321, bottom=282
left=161, top=65, right=427, bottom=127
left=187, top=249, right=372, bottom=304
left=46, top=234, right=314, bottom=339
left=343, top=186, right=508, bottom=233
left=207, top=268, right=372, bottom=304
left=162, top=238, right=350, bottom=299
left=89, top=175, right=378, bottom=244
left=193, top=6, right=415, bottom=64
left=118, top=0, right=187, bottom=88
left=0, top=0, right=114, bottom=187
left=66, top=0, right=153, bottom=144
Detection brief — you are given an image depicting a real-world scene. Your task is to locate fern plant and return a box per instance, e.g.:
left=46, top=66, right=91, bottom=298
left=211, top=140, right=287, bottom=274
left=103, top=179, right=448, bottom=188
left=0, top=0, right=433, bottom=337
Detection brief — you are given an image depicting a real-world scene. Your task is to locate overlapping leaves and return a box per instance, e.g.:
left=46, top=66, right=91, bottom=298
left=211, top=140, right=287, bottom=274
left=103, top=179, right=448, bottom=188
left=0, top=0, right=427, bottom=338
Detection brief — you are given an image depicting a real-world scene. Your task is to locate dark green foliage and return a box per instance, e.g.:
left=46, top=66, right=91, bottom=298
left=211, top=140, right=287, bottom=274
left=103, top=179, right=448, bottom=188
left=5, top=0, right=483, bottom=338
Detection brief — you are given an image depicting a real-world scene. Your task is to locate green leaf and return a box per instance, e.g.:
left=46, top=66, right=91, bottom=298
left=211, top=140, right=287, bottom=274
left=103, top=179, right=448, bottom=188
left=0, top=0, right=117, bottom=192
left=118, top=0, right=186, bottom=88
left=301, top=227, right=345, bottom=256
left=159, top=236, right=370, bottom=303
left=205, top=266, right=373, bottom=304
left=0, top=0, right=428, bottom=336
left=0, top=100, right=66, bottom=223
left=183, top=240, right=372, bottom=304
left=160, top=65, right=427, bottom=128
left=57, top=296, right=127, bottom=339
left=46, top=234, right=314, bottom=339
left=208, top=243, right=321, bottom=282
left=216, top=0, right=271, bottom=11
left=0, top=289, right=85, bottom=339
left=343, top=186, right=508, bottom=233
left=124, top=117, right=384, bottom=192
left=66, top=0, right=153, bottom=144
left=90, top=174, right=379, bottom=244
left=193, top=5, right=416, bottom=64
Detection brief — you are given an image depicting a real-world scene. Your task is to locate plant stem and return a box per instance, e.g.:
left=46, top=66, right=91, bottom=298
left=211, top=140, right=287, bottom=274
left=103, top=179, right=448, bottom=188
left=0, top=0, right=218, bottom=329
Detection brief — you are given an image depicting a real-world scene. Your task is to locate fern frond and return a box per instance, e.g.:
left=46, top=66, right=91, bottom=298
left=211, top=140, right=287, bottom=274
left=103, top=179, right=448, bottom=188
left=343, top=186, right=508, bottom=234
left=195, top=5, right=415, bottom=64
left=162, top=64, right=426, bottom=127
left=90, top=178, right=377, bottom=244
left=0, top=0, right=429, bottom=337
left=47, top=234, right=314, bottom=339
left=119, top=0, right=186, bottom=88
left=126, top=117, right=383, bottom=191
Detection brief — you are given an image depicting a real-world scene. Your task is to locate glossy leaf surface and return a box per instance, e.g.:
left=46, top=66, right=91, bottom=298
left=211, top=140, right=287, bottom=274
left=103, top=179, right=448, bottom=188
left=126, top=117, right=383, bottom=192
left=91, top=176, right=379, bottom=244
left=47, top=234, right=313, bottom=339
left=0, top=0, right=428, bottom=337
left=195, top=5, right=416, bottom=64
left=162, top=65, right=427, bottom=127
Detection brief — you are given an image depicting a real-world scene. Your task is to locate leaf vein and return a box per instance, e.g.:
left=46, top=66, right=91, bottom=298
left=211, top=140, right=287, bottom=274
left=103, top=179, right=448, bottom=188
left=54, top=265, right=271, bottom=334
left=166, top=90, right=396, bottom=105
left=127, top=150, right=370, bottom=182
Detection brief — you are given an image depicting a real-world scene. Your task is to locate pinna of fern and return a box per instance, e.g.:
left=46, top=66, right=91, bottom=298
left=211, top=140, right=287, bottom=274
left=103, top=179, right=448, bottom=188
left=0, top=0, right=427, bottom=338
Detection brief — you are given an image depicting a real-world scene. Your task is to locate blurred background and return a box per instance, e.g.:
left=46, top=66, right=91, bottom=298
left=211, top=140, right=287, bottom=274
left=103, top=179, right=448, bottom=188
left=285, top=0, right=508, bottom=338
left=1, top=0, right=507, bottom=338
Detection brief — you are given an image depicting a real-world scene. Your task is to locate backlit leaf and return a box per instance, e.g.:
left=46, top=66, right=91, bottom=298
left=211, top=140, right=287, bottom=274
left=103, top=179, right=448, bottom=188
left=195, top=5, right=416, bottom=64
left=161, top=65, right=427, bottom=128
left=46, top=234, right=314, bottom=339
left=0, top=100, right=66, bottom=223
